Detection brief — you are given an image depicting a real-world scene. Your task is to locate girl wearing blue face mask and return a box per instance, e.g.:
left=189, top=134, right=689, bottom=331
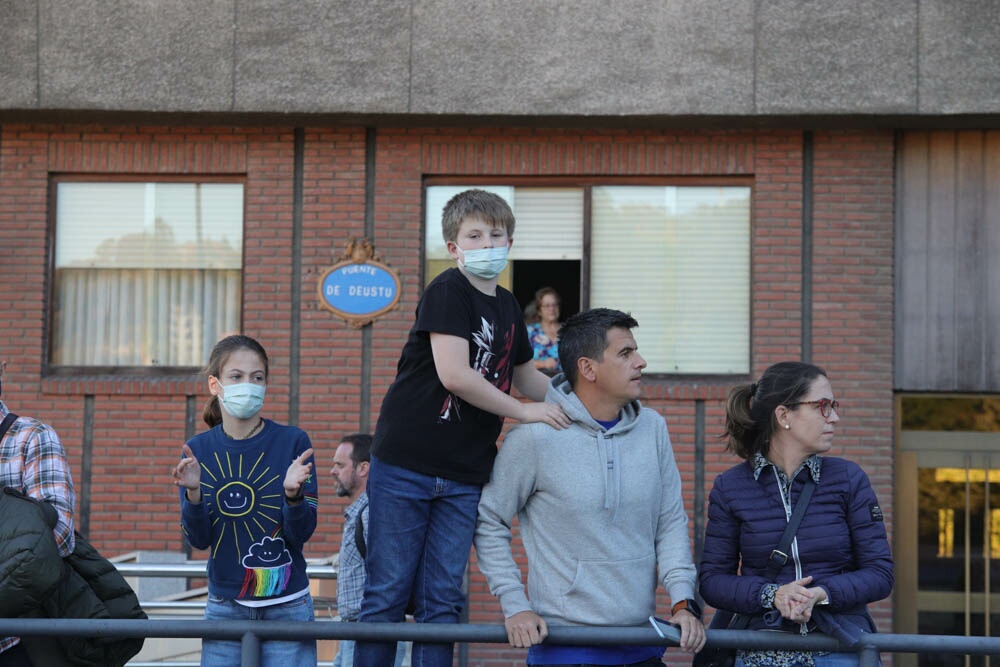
left=171, top=334, right=319, bottom=667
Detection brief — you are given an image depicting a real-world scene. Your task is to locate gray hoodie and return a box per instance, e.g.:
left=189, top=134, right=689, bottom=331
left=474, top=375, right=697, bottom=627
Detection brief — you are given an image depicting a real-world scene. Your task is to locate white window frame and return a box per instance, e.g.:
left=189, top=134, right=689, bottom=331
left=50, top=178, right=245, bottom=370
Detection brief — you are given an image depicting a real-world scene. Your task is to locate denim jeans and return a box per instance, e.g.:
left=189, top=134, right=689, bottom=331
left=354, top=456, right=482, bottom=667
left=201, top=593, right=316, bottom=667
left=813, top=653, right=863, bottom=667
left=531, top=659, right=664, bottom=667
left=334, top=639, right=407, bottom=667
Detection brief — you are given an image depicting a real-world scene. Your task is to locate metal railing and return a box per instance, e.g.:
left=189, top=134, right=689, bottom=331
left=3, top=617, right=1000, bottom=667
left=8, top=560, right=996, bottom=666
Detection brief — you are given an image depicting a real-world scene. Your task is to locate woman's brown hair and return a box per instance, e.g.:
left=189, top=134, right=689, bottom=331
left=723, top=361, right=826, bottom=459
left=201, top=335, right=269, bottom=427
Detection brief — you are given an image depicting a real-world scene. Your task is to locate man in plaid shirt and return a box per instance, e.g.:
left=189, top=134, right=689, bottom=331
left=0, top=360, right=77, bottom=667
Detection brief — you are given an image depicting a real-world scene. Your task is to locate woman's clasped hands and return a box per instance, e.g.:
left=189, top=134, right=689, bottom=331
left=774, top=575, right=829, bottom=623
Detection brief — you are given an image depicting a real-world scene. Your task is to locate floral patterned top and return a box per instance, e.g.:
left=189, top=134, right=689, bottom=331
left=527, top=322, right=560, bottom=372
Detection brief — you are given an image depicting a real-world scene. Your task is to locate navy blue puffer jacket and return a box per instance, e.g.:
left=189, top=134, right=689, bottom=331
left=699, top=456, right=893, bottom=636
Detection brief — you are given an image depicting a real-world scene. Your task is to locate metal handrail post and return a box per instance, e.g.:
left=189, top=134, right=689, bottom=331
left=858, top=643, right=880, bottom=667
left=241, top=631, right=261, bottom=667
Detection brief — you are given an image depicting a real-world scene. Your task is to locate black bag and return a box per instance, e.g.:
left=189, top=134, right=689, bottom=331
left=693, top=477, right=816, bottom=667
left=692, top=609, right=749, bottom=667
left=24, top=530, right=147, bottom=667
left=0, top=487, right=64, bottom=617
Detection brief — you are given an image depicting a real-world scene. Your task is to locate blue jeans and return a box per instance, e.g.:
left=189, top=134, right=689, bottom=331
left=334, top=639, right=407, bottom=667
left=814, top=654, right=863, bottom=667
left=531, top=660, right=663, bottom=667
left=354, top=456, right=482, bottom=667
left=201, top=593, right=316, bottom=667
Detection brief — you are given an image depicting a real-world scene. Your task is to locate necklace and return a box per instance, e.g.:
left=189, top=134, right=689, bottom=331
left=222, top=418, right=264, bottom=440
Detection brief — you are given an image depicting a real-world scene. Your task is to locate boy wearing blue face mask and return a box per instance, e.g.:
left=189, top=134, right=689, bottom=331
left=172, top=334, right=318, bottom=667
left=355, top=189, right=570, bottom=667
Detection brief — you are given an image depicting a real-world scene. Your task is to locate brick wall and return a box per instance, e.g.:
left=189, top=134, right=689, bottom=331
left=811, top=130, right=896, bottom=630
left=0, top=123, right=895, bottom=666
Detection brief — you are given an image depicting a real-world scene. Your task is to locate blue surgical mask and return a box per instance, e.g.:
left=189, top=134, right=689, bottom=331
left=219, top=382, right=266, bottom=419
left=460, top=246, right=508, bottom=279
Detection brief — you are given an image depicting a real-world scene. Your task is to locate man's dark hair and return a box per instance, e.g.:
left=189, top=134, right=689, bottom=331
left=340, top=433, right=373, bottom=465
left=558, top=308, right=639, bottom=388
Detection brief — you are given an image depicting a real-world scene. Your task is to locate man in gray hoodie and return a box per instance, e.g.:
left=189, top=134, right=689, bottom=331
left=474, top=308, right=706, bottom=665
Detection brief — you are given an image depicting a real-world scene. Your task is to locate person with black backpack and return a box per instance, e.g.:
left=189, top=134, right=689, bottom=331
left=1, top=360, right=146, bottom=667
left=330, top=434, right=405, bottom=667
left=0, top=359, right=76, bottom=667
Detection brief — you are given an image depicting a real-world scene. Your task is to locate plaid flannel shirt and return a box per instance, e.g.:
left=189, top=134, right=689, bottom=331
left=337, top=493, right=368, bottom=621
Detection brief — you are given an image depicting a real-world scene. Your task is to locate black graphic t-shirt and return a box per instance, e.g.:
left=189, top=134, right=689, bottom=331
left=372, top=268, right=533, bottom=484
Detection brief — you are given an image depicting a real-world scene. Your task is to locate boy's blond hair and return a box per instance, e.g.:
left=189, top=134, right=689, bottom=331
left=441, top=189, right=516, bottom=243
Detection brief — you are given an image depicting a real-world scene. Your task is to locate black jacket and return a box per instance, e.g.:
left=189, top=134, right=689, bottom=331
left=0, top=487, right=146, bottom=667
left=0, top=486, right=64, bottom=617
left=24, top=530, right=148, bottom=667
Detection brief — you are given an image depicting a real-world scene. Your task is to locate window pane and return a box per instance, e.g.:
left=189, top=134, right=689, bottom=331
left=591, top=186, right=750, bottom=374
left=901, top=397, right=1000, bottom=432
left=507, top=189, right=583, bottom=261
left=424, top=186, right=582, bottom=281
left=52, top=182, right=243, bottom=367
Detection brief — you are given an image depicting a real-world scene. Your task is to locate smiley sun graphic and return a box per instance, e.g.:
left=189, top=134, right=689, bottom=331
left=197, top=448, right=292, bottom=596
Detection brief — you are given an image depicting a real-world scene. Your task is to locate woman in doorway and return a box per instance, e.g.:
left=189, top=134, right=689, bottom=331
left=699, top=361, right=893, bottom=667
left=172, top=334, right=319, bottom=667
left=526, top=286, right=562, bottom=373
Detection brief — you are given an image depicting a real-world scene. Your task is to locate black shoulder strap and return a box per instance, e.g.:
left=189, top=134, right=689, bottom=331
left=765, top=475, right=816, bottom=578
left=725, top=475, right=817, bottom=632
left=0, top=412, right=18, bottom=442
left=353, top=507, right=366, bottom=560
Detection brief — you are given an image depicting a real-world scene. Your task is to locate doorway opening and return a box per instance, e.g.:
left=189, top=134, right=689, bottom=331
left=896, top=396, right=1000, bottom=667
left=511, top=259, right=581, bottom=322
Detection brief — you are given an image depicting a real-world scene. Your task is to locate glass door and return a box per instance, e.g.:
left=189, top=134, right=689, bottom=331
left=896, top=397, right=1000, bottom=667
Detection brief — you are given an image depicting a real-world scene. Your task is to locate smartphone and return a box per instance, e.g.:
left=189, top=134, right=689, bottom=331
left=648, top=615, right=682, bottom=643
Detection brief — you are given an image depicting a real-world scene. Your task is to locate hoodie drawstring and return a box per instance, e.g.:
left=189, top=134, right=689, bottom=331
left=598, top=431, right=621, bottom=522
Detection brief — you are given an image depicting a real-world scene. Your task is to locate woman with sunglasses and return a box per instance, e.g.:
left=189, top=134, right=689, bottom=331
left=698, top=361, right=893, bottom=667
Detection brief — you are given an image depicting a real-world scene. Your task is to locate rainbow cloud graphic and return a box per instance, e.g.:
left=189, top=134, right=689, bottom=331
left=239, top=536, right=292, bottom=598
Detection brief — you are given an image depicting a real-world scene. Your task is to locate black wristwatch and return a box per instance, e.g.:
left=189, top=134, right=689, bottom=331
left=671, top=598, right=702, bottom=620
